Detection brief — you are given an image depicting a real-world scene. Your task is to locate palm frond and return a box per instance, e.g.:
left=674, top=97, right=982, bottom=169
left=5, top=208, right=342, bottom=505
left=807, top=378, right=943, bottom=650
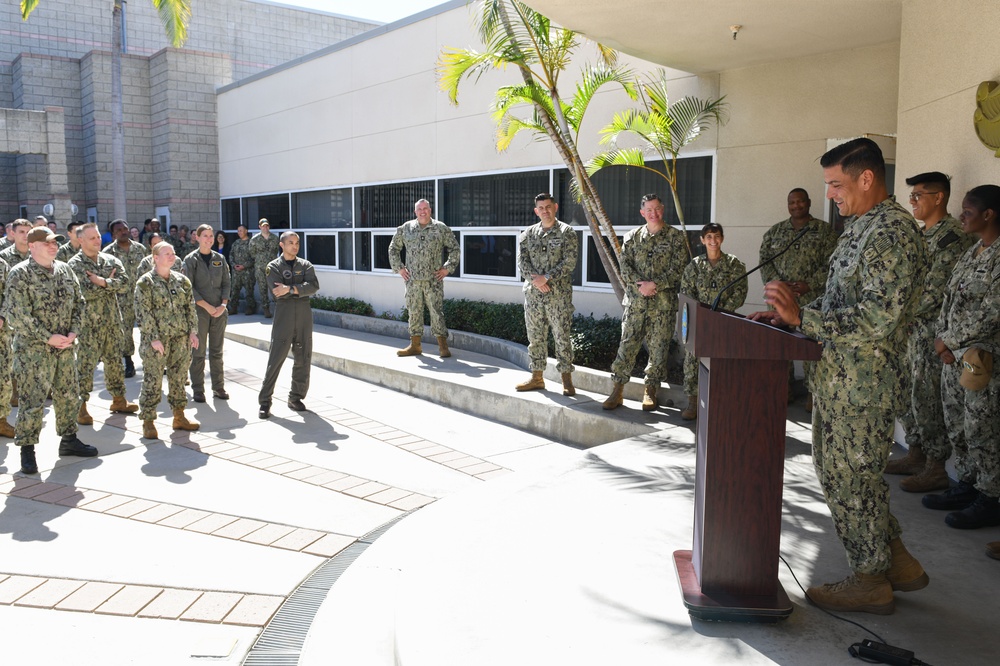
left=20, top=0, right=41, bottom=20
left=585, top=146, right=649, bottom=175
left=496, top=113, right=547, bottom=152
left=438, top=48, right=506, bottom=105
left=564, top=63, right=636, bottom=135
left=666, top=95, right=729, bottom=150
left=595, top=43, right=618, bottom=68
left=491, top=82, right=555, bottom=120
left=598, top=108, right=659, bottom=147
left=152, top=0, right=190, bottom=47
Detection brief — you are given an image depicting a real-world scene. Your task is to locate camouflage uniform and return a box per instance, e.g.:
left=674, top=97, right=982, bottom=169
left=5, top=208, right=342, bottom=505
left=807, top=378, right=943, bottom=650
left=937, top=240, right=1000, bottom=497
left=0, top=245, right=29, bottom=269
left=259, top=256, right=319, bottom=406
left=136, top=253, right=182, bottom=276
left=388, top=219, right=460, bottom=337
left=103, top=239, right=148, bottom=356
left=610, top=225, right=688, bottom=387
left=761, top=216, right=837, bottom=388
left=183, top=249, right=231, bottom=395
left=228, top=236, right=256, bottom=314
left=56, top=242, right=81, bottom=263
left=134, top=269, right=198, bottom=421
left=178, top=240, right=199, bottom=259
left=680, top=252, right=748, bottom=395
left=799, top=198, right=928, bottom=574
left=68, top=251, right=129, bottom=401
left=760, top=216, right=838, bottom=306
left=898, top=216, right=974, bottom=461
left=0, top=237, right=11, bottom=252
left=1, top=257, right=86, bottom=447
left=249, top=232, right=280, bottom=315
left=518, top=220, right=578, bottom=373
left=0, top=260, right=13, bottom=424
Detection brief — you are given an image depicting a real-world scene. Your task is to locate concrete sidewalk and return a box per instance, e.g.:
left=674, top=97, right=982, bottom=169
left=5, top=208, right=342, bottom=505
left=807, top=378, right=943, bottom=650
left=0, top=314, right=996, bottom=665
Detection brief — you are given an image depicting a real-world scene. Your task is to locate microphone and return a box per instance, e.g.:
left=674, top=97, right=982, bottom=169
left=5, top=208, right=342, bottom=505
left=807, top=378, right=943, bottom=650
left=710, top=225, right=813, bottom=311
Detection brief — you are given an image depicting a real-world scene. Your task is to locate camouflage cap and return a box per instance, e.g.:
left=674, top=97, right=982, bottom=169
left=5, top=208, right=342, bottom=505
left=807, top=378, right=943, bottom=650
left=26, top=227, right=65, bottom=244
left=960, top=348, right=993, bottom=391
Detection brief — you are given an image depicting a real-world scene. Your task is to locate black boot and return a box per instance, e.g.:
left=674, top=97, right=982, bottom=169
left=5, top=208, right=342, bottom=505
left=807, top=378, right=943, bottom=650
left=922, top=480, right=977, bottom=510
left=946, top=493, right=1000, bottom=529
left=59, top=435, right=98, bottom=458
left=124, top=355, right=135, bottom=378
left=20, top=445, right=38, bottom=474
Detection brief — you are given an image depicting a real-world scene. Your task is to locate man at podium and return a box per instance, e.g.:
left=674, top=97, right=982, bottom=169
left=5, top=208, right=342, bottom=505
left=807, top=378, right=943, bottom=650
left=753, top=138, right=930, bottom=615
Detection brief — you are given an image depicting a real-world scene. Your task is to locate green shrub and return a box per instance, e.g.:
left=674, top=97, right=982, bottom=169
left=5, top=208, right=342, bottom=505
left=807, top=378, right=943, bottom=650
left=569, top=314, right=623, bottom=370
left=311, top=295, right=375, bottom=317
left=314, top=295, right=677, bottom=375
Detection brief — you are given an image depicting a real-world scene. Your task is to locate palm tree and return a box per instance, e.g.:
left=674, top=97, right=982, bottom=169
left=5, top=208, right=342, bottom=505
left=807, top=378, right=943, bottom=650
left=438, top=0, right=635, bottom=301
left=588, top=70, right=729, bottom=258
left=21, top=0, right=191, bottom=221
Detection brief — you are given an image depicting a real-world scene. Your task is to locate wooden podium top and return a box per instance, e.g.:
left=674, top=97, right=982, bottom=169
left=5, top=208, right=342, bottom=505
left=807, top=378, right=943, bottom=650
left=678, top=295, right=821, bottom=362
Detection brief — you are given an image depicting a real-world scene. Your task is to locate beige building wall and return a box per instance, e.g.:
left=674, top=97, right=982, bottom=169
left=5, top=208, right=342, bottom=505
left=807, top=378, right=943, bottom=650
left=224, top=2, right=999, bottom=319
left=715, top=41, right=901, bottom=310
left=218, top=3, right=706, bottom=317
left=894, top=0, right=1000, bottom=206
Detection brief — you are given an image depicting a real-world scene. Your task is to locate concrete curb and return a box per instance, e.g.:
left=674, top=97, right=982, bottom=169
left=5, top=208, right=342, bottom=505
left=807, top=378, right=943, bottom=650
left=309, top=310, right=680, bottom=404
left=226, top=311, right=688, bottom=448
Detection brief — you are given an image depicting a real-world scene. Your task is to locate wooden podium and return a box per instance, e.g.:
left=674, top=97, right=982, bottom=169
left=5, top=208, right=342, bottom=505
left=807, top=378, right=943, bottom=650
left=673, top=295, right=821, bottom=622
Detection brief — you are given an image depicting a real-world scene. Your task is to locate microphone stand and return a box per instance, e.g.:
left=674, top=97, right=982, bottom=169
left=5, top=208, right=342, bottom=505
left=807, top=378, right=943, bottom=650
left=710, top=225, right=813, bottom=311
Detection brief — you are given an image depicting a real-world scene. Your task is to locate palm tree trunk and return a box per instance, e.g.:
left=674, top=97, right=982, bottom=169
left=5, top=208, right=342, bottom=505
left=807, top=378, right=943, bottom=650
left=111, top=0, right=127, bottom=220
left=496, top=1, right=625, bottom=302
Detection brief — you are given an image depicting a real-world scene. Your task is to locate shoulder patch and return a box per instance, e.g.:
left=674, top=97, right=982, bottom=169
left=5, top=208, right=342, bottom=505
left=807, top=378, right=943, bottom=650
left=937, top=230, right=959, bottom=249
left=862, top=234, right=895, bottom=263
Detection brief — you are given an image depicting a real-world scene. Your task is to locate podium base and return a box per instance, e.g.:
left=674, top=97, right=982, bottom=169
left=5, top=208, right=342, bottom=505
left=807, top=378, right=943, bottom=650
left=673, top=550, right=792, bottom=623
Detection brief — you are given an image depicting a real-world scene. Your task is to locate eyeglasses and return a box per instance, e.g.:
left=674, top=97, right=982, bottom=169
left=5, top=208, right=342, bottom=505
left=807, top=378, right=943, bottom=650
left=908, top=191, right=940, bottom=202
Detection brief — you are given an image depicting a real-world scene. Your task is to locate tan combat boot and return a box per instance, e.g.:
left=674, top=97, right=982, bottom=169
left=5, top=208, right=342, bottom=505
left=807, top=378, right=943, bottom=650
left=602, top=382, right=624, bottom=410
left=642, top=385, right=658, bottom=411
left=886, top=538, right=929, bottom=592
left=142, top=420, right=158, bottom=440
left=436, top=336, right=451, bottom=358
left=77, top=401, right=94, bottom=426
left=515, top=371, right=545, bottom=392
left=561, top=373, right=575, bottom=396
left=172, top=408, right=200, bottom=431
left=397, top=335, right=422, bottom=357
left=0, top=419, right=14, bottom=438
left=899, top=458, right=950, bottom=493
left=110, top=395, right=139, bottom=414
left=680, top=395, right=698, bottom=420
left=885, top=443, right=926, bottom=475
left=806, top=572, right=894, bottom=615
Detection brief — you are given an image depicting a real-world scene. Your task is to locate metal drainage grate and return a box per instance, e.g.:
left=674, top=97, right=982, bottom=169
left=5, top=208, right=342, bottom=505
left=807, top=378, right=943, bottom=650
left=242, top=511, right=415, bottom=666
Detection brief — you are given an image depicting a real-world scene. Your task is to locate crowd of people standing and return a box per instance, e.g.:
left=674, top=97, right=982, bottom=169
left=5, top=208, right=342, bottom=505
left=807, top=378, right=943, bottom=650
left=0, top=215, right=316, bottom=473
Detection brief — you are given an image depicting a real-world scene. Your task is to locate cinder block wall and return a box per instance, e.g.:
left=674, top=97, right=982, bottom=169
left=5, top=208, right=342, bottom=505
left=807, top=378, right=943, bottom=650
left=0, top=0, right=378, bottom=225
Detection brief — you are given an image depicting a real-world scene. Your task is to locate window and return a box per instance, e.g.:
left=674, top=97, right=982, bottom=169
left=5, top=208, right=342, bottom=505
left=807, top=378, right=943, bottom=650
left=221, top=198, right=240, bottom=230
left=463, top=233, right=517, bottom=279
left=585, top=234, right=622, bottom=285
left=556, top=156, right=713, bottom=230
left=354, top=231, right=371, bottom=271
left=293, top=189, right=352, bottom=228
left=373, top=233, right=395, bottom=271
left=243, top=194, right=290, bottom=230
left=355, top=181, right=434, bottom=228
left=305, top=233, right=337, bottom=267
left=338, top=231, right=354, bottom=270
left=441, top=170, right=549, bottom=227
